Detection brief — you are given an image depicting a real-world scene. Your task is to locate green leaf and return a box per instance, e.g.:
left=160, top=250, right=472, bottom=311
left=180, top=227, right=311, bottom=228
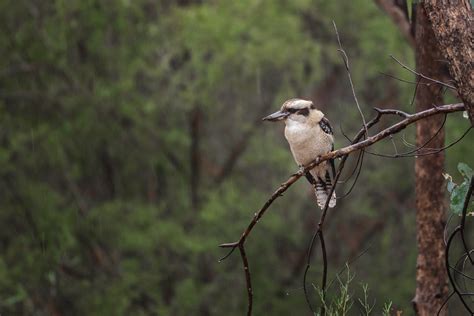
left=458, top=162, right=473, bottom=180
left=447, top=179, right=456, bottom=193
left=450, top=181, right=469, bottom=215
left=443, top=172, right=455, bottom=193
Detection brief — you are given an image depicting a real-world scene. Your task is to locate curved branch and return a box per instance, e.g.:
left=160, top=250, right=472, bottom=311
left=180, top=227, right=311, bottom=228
left=219, top=102, right=464, bottom=250
left=443, top=176, right=474, bottom=314
left=219, top=103, right=465, bottom=315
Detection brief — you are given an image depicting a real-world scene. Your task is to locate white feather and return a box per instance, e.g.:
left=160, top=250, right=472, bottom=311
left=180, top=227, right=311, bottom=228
left=283, top=106, right=336, bottom=209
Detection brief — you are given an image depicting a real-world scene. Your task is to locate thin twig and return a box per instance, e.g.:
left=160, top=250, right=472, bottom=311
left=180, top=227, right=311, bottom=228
left=374, top=107, right=412, bottom=118
left=364, top=126, right=471, bottom=158
left=410, top=77, right=421, bottom=108
left=219, top=103, right=465, bottom=315
left=326, top=245, right=372, bottom=290
left=445, top=227, right=473, bottom=314
left=365, top=113, right=447, bottom=158
left=379, top=72, right=431, bottom=86
left=239, top=245, right=252, bottom=316
left=390, top=55, right=457, bottom=90
left=389, top=135, right=399, bottom=155
left=319, top=231, right=328, bottom=315
left=333, top=21, right=368, bottom=137
left=337, top=150, right=365, bottom=199
left=303, top=229, right=320, bottom=314
left=437, top=291, right=455, bottom=316
left=443, top=176, right=474, bottom=314
left=460, top=176, right=474, bottom=264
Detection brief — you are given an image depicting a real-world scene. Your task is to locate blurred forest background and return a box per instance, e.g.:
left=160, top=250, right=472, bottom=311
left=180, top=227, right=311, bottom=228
left=0, top=0, right=472, bottom=315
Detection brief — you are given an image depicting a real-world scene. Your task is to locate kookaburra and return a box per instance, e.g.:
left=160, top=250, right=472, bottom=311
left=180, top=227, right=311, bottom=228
left=263, top=98, right=336, bottom=209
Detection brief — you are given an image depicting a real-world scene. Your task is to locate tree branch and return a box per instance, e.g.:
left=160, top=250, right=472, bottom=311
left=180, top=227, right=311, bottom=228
left=390, top=55, right=456, bottom=90
left=219, top=102, right=464, bottom=249
left=333, top=21, right=368, bottom=136
left=219, top=102, right=465, bottom=316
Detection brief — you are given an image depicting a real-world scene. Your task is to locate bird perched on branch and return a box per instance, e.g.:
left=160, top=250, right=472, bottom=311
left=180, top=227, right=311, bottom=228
left=263, top=98, right=336, bottom=209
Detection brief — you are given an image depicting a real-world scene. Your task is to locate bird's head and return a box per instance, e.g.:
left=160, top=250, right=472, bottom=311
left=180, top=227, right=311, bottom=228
left=262, top=98, right=323, bottom=124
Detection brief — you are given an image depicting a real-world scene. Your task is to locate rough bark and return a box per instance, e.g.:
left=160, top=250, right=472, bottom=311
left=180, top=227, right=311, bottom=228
left=412, top=5, right=449, bottom=316
left=424, top=0, right=474, bottom=125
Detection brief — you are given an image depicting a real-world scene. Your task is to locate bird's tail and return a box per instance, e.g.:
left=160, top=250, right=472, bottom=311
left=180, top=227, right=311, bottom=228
left=315, top=172, right=336, bottom=209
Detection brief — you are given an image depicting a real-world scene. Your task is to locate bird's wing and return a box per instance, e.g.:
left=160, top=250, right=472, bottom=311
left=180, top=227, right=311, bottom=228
left=319, top=117, right=336, bottom=178
left=305, top=172, right=317, bottom=186
left=319, top=117, right=333, bottom=135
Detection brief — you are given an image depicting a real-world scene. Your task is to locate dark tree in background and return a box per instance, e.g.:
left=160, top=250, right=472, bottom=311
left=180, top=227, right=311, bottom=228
left=0, top=1, right=471, bottom=315
left=412, top=4, right=449, bottom=316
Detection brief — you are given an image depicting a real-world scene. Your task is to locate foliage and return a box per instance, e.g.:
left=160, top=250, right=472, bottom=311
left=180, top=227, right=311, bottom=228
left=0, top=0, right=470, bottom=315
left=444, top=163, right=474, bottom=215
left=313, top=267, right=394, bottom=316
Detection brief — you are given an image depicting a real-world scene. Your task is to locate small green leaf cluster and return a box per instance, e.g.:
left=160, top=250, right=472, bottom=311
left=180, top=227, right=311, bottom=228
left=444, top=163, right=473, bottom=215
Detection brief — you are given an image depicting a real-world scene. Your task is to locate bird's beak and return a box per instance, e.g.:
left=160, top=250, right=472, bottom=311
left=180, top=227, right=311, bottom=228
left=262, top=110, right=289, bottom=122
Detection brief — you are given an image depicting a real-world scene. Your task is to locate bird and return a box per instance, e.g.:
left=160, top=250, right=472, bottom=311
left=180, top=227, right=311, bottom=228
left=263, top=98, right=336, bottom=209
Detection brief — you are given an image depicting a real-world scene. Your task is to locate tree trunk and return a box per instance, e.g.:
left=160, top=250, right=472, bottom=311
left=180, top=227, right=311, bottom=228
left=412, top=4, right=449, bottom=316
left=190, top=106, right=202, bottom=210
left=423, top=0, right=474, bottom=125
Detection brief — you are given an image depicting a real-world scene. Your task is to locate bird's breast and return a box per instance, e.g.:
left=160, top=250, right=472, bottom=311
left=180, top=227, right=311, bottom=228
left=284, top=123, right=332, bottom=166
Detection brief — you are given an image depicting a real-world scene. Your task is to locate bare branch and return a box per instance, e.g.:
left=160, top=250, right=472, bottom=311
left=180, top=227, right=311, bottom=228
left=219, top=103, right=464, bottom=250
left=390, top=55, right=457, bottom=90
left=380, top=71, right=431, bottom=86
left=333, top=21, right=369, bottom=136
left=365, top=125, right=471, bottom=158
left=219, top=102, right=465, bottom=315
left=239, top=245, right=252, bottom=316
left=374, top=107, right=411, bottom=118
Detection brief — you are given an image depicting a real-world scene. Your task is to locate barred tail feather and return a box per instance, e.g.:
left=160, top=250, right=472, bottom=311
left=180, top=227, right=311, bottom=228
left=305, top=170, right=336, bottom=210
left=315, top=179, right=329, bottom=209
left=328, top=191, right=336, bottom=208
left=314, top=175, right=336, bottom=210
left=325, top=171, right=336, bottom=208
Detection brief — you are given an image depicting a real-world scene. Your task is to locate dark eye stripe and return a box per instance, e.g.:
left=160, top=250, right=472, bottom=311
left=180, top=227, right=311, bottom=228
left=298, top=108, right=309, bottom=116
left=287, top=108, right=309, bottom=115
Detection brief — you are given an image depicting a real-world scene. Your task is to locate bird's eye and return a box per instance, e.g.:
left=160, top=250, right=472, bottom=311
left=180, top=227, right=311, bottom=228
left=298, top=108, right=309, bottom=116
left=287, top=108, right=298, bottom=114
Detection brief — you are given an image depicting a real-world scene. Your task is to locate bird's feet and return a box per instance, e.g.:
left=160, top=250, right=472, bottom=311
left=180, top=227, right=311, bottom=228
left=298, top=165, right=306, bottom=175
left=291, top=165, right=306, bottom=177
